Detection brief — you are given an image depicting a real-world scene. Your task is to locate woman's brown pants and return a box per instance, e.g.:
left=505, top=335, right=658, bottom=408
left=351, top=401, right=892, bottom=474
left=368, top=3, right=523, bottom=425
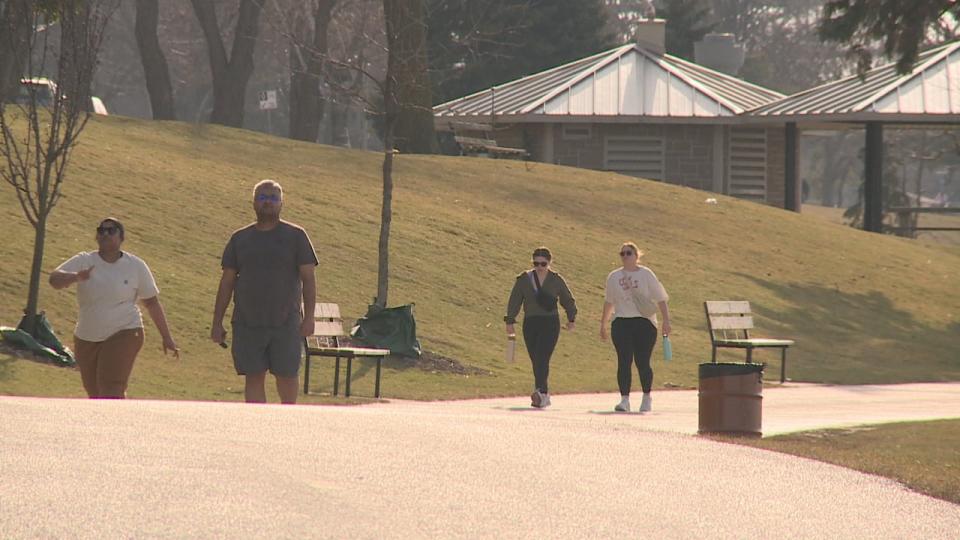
left=74, top=328, right=145, bottom=399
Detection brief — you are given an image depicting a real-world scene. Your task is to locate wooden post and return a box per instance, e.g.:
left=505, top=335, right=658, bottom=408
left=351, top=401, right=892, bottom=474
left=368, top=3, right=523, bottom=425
left=864, top=122, right=884, bottom=233
left=784, top=122, right=800, bottom=211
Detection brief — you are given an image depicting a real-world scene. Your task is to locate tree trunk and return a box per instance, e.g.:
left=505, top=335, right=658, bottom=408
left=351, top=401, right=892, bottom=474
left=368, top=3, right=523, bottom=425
left=289, top=0, right=335, bottom=142
left=135, top=0, right=176, bottom=120
left=23, top=214, right=46, bottom=333
left=383, top=0, right=436, bottom=154
left=191, top=0, right=262, bottom=128
left=376, top=124, right=395, bottom=308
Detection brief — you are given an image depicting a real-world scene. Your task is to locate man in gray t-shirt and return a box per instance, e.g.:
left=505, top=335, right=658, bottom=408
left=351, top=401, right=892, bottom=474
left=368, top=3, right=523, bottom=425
left=211, top=179, right=319, bottom=404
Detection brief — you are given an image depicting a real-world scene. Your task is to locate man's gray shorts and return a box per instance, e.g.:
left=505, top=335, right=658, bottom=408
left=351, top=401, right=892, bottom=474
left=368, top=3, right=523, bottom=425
left=231, top=315, right=303, bottom=377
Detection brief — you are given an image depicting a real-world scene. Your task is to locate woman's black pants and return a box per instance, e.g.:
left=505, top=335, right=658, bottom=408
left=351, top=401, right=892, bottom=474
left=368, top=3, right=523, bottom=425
left=522, top=315, right=560, bottom=393
left=611, top=317, right=658, bottom=395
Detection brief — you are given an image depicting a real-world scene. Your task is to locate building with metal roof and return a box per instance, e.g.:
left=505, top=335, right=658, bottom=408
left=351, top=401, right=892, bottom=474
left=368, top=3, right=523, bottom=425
left=434, top=21, right=789, bottom=206
left=435, top=42, right=783, bottom=119
left=749, top=40, right=960, bottom=231
left=435, top=20, right=960, bottom=229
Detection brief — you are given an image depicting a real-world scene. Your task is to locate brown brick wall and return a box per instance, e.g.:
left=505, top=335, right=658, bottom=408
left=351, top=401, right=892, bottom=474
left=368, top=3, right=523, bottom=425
left=766, top=126, right=786, bottom=209
left=487, top=122, right=793, bottom=203
left=550, top=123, right=717, bottom=189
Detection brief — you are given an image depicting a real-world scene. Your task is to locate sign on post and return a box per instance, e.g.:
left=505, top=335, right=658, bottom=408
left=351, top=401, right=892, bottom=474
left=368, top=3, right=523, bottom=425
left=258, top=90, right=277, bottom=110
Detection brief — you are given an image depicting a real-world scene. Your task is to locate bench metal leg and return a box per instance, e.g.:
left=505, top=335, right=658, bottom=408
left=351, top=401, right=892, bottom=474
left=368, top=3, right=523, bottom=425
left=333, top=356, right=341, bottom=396
left=375, top=357, right=382, bottom=398
left=780, top=348, right=787, bottom=384
left=746, top=348, right=753, bottom=363
left=711, top=346, right=717, bottom=363
left=345, top=357, right=353, bottom=397
left=303, top=355, right=311, bottom=394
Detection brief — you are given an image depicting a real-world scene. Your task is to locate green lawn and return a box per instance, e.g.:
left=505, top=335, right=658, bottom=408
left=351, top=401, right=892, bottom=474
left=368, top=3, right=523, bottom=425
left=716, top=419, right=960, bottom=505
left=1, top=115, right=958, bottom=401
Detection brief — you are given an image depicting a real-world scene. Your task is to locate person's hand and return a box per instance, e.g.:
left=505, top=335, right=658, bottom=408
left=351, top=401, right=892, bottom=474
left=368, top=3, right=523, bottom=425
left=300, top=317, right=315, bottom=338
left=210, top=322, right=227, bottom=345
left=505, top=323, right=515, bottom=336
left=564, top=321, right=575, bottom=331
left=162, top=336, right=180, bottom=359
left=599, top=324, right=608, bottom=341
left=661, top=320, right=672, bottom=337
left=76, top=267, right=93, bottom=283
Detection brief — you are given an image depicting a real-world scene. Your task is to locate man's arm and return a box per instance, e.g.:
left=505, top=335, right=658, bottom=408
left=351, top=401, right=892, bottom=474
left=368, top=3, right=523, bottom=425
left=211, top=268, right=237, bottom=343
left=299, top=263, right=316, bottom=337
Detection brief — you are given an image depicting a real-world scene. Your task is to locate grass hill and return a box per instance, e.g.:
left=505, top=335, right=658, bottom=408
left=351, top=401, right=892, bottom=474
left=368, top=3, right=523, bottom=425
left=1, top=115, right=958, bottom=402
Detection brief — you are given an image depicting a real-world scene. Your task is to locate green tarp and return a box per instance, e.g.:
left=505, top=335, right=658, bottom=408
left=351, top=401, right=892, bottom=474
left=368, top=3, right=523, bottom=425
left=0, top=312, right=76, bottom=366
left=351, top=303, right=422, bottom=357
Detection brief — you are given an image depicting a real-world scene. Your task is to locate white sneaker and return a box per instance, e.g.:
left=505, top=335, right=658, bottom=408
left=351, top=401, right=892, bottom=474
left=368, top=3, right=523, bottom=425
left=639, top=393, right=652, bottom=412
left=541, top=393, right=551, bottom=408
left=531, top=390, right=543, bottom=408
left=614, top=396, right=630, bottom=412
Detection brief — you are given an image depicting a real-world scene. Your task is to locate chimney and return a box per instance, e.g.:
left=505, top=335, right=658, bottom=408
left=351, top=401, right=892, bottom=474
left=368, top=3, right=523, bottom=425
left=694, top=33, right=746, bottom=76
left=634, top=19, right=666, bottom=55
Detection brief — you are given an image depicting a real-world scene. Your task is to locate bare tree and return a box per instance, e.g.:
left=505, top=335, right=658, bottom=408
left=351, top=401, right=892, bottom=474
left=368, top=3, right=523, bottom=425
left=284, top=0, right=337, bottom=142
left=190, top=0, right=263, bottom=127
left=0, top=0, right=115, bottom=335
left=135, top=0, right=175, bottom=119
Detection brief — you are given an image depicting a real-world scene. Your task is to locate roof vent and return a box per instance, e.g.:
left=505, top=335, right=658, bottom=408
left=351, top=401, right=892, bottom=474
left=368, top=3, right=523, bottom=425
left=633, top=19, right=666, bottom=55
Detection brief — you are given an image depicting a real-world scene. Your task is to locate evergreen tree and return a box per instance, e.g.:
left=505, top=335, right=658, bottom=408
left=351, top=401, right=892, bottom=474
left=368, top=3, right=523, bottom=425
left=428, top=0, right=614, bottom=103
left=819, top=0, right=960, bottom=75
left=660, top=0, right=716, bottom=59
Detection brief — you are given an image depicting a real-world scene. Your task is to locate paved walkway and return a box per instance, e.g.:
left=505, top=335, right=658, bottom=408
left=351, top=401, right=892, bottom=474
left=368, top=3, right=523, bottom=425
left=422, top=382, right=960, bottom=436
left=1, top=383, right=958, bottom=539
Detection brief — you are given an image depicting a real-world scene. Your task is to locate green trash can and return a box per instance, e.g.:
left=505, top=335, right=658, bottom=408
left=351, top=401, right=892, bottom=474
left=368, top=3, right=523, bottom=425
left=698, top=362, right=763, bottom=437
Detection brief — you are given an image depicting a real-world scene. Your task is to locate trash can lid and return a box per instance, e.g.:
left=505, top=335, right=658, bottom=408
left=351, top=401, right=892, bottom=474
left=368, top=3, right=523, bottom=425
left=698, top=362, right=764, bottom=378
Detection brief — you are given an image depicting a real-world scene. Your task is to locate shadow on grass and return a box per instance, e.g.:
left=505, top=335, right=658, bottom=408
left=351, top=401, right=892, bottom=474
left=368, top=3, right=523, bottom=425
left=733, top=273, right=960, bottom=382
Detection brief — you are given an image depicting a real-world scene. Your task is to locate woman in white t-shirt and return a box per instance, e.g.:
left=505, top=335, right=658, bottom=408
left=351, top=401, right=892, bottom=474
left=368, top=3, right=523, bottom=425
left=599, top=242, right=671, bottom=413
left=49, top=218, right=179, bottom=398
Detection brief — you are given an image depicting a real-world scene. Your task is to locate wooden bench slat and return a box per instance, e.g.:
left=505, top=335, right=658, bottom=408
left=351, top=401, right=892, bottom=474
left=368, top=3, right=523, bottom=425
left=704, top=300, right=751, bottom=314
left=315, top=303, right=341, bottom=319
left=306, top=346, right=390, bottom=356
left=708, top=315, right=754, bottom=330
left=312, top=320, right=345, bottom=337
left=714, top=338, right=795, bottom=347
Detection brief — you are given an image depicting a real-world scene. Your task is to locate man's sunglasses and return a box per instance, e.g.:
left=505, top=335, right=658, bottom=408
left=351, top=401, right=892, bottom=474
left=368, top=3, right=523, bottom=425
left=532, top=261, right=549, bottom=267
left=256, top=193, right=281, bottom=202
left=96, top=226, right=119, bottom=236
left=619, top=251, right=634, bottom=257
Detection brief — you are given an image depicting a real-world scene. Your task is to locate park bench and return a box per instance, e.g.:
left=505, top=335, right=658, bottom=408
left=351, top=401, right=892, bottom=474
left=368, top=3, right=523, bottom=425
left=303, top=303, right=391, bottom=398
left=446, top=121, right=529, bottom=159
left=704, top=301, right=795, bottom=383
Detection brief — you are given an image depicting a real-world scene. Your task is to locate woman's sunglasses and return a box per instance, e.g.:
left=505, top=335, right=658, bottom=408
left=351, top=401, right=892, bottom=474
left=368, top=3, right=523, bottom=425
left=532, top=261, right=549, bottom=267
left=619, top=250, right=634, bottom=257
left=96, top=226, right=119, bottom=236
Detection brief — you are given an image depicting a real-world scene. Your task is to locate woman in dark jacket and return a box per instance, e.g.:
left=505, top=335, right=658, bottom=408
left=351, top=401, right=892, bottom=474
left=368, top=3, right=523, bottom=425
left=504, top=247, right=577, bottom=408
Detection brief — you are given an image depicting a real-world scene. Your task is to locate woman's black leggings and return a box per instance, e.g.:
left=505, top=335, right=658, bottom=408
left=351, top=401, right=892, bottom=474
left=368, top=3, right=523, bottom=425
left=522, top=315, right=560, bottom=393
left=611, top=317, right=658, bottom=395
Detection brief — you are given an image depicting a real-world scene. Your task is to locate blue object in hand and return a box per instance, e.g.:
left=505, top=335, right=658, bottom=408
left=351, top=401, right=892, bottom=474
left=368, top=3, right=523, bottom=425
left=662, top=335, right=672, bottom=362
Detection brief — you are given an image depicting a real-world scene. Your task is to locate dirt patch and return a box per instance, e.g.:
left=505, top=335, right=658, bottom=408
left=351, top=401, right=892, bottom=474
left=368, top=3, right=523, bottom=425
left=336, top=335, right=490, bottom=376
left=378, top=350, right=491, bottom=376
left=396, top=349, right=491, bottom=376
